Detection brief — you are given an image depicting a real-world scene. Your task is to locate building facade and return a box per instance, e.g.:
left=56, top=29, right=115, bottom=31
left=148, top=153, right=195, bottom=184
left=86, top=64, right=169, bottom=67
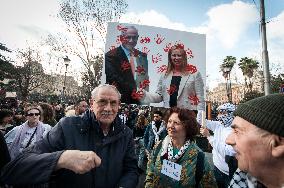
left=207, top=83, right=245, bottom=105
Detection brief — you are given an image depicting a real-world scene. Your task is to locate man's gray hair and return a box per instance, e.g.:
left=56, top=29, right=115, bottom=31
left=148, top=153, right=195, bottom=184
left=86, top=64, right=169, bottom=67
left=121, top=25, right=138, bottom=36
left=91, top=84, right=121, bottom=100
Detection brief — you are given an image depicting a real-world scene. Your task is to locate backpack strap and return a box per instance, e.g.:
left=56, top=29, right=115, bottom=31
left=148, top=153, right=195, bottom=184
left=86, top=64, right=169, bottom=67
left=195, top=151, right=205, bottom=188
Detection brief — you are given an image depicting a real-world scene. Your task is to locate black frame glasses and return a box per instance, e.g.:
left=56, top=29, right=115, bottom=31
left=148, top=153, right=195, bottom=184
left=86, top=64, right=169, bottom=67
left=94, top=99, right=119, bottom=107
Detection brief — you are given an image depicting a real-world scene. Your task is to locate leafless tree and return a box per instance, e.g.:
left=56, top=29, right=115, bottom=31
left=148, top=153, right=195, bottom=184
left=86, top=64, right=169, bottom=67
left=13, top=46, right=47, bottom=101
left=46, top=0, right=128, bottom=94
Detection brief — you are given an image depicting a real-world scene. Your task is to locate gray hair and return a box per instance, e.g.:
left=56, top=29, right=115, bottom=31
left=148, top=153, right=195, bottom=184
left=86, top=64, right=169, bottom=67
left=121, top=25, right=138, bottom=36
left=91, top=84, right=121, bottom=100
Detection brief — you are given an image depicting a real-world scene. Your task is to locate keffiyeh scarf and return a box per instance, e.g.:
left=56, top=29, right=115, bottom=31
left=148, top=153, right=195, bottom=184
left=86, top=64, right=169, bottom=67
left=152, top=121, right=166, bottom=142
left=229, top=168, right=266, bottom=188
left=216, top=103, right=236, bottom=127
left=160, top=135, right=190, bottom=162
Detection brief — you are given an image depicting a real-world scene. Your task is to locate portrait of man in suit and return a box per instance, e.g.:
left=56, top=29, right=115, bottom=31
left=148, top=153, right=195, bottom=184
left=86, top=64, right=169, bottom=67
left=105, top=26, right=149, bottom=104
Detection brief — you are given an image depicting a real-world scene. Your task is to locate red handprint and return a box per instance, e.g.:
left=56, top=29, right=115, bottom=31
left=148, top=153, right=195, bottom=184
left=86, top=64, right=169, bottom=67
left=139, top=79, right=150, bottom=89
left=135, top=66, right=146, bottom=75
left=132, top=49, right=139, bottom=57
left=188, top=95, right=200, bottom=105
left=152, top=53, right=162, bottom=64
left=167, top=85, right=177, bottom=95
left=174, top=42, right=184, bottom=49
left=142, top=47, right=150, bottom=55
left=116, top=24, right=128, bottom=32
left=157, top=65, right=168, bottom=73
left=155, top=34, right=165, bottom=44
left=186, top=48, right=194, bottom=58
left=121, top=60, right=131, bottom=71
left=140, top=37, right=151, bottom=44
left=131, top=89, right=144, bottom=100
left=108, top=45, right=117, bottom=56
left=118, top=35, right=128, bottom=44
left=186, top=64, right=197, bottom=74
left=163, top=43, right=172, bottom=52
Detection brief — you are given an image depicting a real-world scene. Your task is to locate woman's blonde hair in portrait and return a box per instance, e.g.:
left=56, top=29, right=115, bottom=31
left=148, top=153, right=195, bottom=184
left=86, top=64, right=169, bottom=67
left=166, top=44, right=188, bottom=76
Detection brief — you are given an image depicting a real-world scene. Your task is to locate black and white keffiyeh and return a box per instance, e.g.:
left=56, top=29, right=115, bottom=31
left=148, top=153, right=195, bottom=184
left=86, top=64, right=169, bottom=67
left=152, top=121, right=166, bottom=142
left=229, top=168, right=266, bottom=188
left=168, top=139, right=190, bottom=162
left=229, top=168, right=249, bottom=188
left=160, top=135, right=190, bottom=162
left=216, top=103, right=236, bottom=127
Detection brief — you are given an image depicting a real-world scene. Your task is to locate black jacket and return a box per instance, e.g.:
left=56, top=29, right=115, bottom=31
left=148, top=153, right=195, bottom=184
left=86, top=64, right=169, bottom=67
left=1, top=110, right=138, bottom=188
left=0, top=131, right=10, bottom=187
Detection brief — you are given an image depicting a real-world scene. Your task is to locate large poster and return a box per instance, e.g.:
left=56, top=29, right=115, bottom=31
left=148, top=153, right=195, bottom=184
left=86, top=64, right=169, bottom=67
left=103, top=22, right=206, bottom=110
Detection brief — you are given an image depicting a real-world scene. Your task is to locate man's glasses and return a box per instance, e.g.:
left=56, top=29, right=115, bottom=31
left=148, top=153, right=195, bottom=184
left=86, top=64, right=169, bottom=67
left=26, top=113, right=40, bottom=116
left=94, top=99, right=119, bottom=107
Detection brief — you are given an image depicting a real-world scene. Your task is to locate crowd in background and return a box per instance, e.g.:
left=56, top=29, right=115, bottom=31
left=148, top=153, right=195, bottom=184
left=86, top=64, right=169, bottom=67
left=1, top=93, right=283, bottom=188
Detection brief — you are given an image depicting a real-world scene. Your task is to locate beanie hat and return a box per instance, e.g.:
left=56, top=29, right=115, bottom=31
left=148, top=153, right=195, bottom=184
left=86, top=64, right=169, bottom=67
left=234, top=94, right=284, bottom=137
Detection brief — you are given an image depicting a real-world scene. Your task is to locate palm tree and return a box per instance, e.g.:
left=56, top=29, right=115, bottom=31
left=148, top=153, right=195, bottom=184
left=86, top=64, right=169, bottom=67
left=220, top=56, right=236, bottom=78
left=220, top=56, right=236, bottom=102
left=238, top=57, right=259, bottom=92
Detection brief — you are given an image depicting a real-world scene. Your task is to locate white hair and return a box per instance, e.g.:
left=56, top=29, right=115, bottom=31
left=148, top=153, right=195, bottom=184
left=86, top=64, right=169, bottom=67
left=91, top=84, right=121, bottom=100
left=121, top=25, right=138, bottom=36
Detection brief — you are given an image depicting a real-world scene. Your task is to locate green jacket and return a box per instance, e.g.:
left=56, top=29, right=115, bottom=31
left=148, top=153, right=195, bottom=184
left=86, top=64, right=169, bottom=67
left=145, top=140, right=217, bottom=188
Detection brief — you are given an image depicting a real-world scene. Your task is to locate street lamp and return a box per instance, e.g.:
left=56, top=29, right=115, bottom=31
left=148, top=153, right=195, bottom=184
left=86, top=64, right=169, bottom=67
left=221, top=66, right=233, bottom=103
left=62, top=56, right=71, bottom=103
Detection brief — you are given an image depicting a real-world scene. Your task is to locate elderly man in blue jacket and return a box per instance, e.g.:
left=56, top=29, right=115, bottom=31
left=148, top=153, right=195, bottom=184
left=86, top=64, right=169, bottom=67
left=1, top=84, right=139, bottom=188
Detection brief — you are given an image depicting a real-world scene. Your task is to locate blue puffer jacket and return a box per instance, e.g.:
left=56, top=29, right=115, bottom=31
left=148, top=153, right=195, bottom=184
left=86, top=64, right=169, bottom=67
left=1, top=110, right=139, bottom=188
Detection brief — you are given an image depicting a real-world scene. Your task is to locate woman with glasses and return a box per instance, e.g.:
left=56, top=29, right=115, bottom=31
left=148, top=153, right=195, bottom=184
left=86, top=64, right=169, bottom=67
left=5, top=104, right=51, bottom=160
left=145, top=107, right=217, bottom=188
left=142, top=44, right=205, bottom=111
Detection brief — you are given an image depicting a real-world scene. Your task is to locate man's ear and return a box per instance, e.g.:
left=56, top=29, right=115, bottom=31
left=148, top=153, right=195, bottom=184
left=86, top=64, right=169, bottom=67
left=271, top=136, right=284, bottom=158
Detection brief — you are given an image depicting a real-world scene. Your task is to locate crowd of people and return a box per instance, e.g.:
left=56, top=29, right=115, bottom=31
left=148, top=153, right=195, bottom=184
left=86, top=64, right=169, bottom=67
left=0, top=84, right=283, bottom=188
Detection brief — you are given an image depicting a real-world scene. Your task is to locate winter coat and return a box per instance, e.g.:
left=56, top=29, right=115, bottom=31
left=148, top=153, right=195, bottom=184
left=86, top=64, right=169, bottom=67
left=145, top=140, right=217, bottom=188
left=1, top=110, right=138, bottom=188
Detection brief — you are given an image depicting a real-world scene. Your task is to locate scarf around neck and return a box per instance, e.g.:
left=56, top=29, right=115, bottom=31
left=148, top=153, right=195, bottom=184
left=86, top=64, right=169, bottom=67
left=152, top=121, right=166, bottom=142
left=160, top=135, right=191, bottom=162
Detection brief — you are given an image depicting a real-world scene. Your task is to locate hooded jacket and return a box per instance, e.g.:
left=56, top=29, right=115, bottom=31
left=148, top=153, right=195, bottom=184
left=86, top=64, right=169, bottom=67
left=1, top=110, right=138, bottom=188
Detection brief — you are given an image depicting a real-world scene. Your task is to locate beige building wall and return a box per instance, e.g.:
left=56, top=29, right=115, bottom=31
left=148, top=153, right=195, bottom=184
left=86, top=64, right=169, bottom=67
left=207, top=83, right=245, bottom=104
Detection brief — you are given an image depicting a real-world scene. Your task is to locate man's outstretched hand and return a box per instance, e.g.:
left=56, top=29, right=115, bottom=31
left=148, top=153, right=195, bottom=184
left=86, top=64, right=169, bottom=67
left=56, top=150, right=101, bottom=174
